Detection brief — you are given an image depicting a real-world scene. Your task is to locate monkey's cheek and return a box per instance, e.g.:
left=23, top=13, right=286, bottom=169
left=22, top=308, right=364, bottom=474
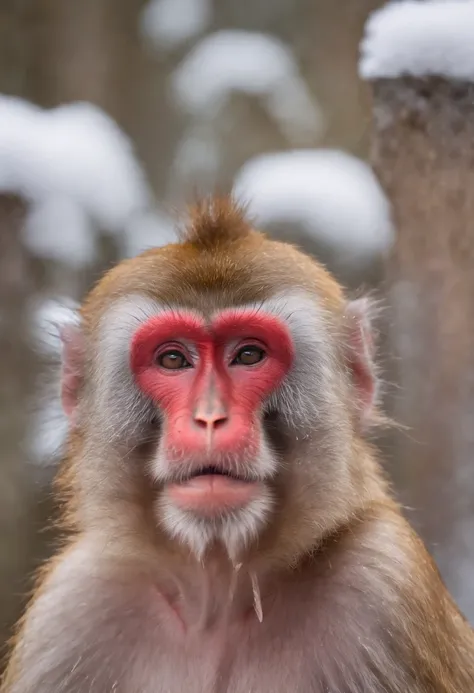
left=164, top=477, right=264, bottom=517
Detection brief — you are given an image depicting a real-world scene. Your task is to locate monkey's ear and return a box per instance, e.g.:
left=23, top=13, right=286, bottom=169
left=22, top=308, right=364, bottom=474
left=344, top=298, right=378, bottom=427
left=60, top=323, right=84, bottom=425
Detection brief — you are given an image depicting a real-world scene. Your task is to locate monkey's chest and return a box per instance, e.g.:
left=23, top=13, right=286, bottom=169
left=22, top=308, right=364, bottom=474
left=124, top=586, right=402, bottom=693
left=129, top=617, right=320, bottom=693
left=122, top=585, right=361, bottom=693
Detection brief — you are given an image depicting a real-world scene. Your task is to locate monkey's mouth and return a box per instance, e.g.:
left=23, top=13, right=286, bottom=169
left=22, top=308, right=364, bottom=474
left=187, top=465, right=245, bottom=480
left=165, top=466, right=261, bottom=515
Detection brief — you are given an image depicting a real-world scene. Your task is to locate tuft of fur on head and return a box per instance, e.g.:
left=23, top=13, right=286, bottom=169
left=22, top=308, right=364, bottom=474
left=178, top=196, right=256, bottom=250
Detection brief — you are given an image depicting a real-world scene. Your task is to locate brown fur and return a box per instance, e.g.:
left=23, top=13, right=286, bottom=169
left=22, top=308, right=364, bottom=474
left=2, top=198, right=474, bottom=693
left=80, top=197, right=344, bottom=333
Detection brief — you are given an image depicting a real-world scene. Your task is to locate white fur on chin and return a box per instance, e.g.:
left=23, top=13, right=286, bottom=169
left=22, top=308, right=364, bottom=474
left=156, top=491, right=274, bottom=563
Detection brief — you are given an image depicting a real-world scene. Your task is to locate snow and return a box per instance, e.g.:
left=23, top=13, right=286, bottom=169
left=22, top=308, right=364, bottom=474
left=233, top=149, right=393, bottom=266
left=0, top=97, right=150, bottom=228
left=360, top=1, right=474, bottom=81
left=0, top=95, right=154, bottom=266
left=139, top=0, right=211, bottom=51
left=172, top=31, right=324, bottom=142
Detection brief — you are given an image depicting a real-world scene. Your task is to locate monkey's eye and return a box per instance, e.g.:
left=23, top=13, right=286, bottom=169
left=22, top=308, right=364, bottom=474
left=231, top=345, right=266, bottom=366
left=156, top=349, right=191, bottom=370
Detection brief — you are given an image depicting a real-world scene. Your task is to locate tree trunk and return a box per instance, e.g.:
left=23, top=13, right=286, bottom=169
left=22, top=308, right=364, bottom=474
left=370, top=76, right=474, bottom=621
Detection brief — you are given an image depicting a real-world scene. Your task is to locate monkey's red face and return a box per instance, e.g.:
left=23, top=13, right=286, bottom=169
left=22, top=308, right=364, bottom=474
left=84, top=288, right=357, bottom=561
left=130, top=309, right=294, bottom=523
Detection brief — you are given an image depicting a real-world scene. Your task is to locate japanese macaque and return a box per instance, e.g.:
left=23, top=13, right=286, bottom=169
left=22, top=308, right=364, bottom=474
left=3, top=199, right=474, bottom=693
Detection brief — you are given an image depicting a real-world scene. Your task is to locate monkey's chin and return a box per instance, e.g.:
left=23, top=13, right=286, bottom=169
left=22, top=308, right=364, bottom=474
left=166, top=475, right=262, bottom=517
left=158, top=482, right=274, bottom=563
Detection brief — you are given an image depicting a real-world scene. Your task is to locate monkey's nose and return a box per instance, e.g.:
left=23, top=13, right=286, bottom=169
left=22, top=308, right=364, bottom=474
left=193, top=408, right=228, bottom=430
left=193, top=405, right=229, bottom=451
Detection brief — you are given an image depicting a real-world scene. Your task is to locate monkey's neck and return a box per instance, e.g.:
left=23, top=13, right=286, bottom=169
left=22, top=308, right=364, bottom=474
left=156, top=548, right=266, bottom=632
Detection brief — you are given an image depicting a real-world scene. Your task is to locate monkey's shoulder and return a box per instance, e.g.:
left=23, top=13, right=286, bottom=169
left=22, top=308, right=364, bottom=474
left=294, top=506, right=474, bottom=692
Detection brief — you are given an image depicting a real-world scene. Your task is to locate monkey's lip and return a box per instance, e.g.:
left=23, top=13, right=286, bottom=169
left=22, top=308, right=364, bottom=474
left=166, top=473, right=261, bottom=515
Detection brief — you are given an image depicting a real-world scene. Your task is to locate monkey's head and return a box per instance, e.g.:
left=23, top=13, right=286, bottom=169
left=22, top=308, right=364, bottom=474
left=60, top=199, right=380, bottom=565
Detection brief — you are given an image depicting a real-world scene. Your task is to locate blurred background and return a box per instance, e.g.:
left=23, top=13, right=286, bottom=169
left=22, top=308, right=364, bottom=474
left=0, top=0, right=472, bottom=663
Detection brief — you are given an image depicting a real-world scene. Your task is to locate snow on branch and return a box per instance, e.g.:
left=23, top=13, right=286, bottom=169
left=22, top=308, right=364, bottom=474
left=172, top=31, right=324, bottom=142
left=0, top=96, right=150, bottom=227
left=233, top=149, right=393, bottom=268
left=0, top=95, right=174, bottom=267
left=360, top=1, right=474, bottom=82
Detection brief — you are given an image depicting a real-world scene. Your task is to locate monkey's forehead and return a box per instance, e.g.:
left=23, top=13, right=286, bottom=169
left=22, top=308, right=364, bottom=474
left=82, top=236, right=345, bottom=330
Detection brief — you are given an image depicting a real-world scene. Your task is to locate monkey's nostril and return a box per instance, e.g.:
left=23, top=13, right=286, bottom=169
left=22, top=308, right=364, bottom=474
left=194, top=413, right=228, bottom=429
left=212, top=415, right=228, bottom=429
